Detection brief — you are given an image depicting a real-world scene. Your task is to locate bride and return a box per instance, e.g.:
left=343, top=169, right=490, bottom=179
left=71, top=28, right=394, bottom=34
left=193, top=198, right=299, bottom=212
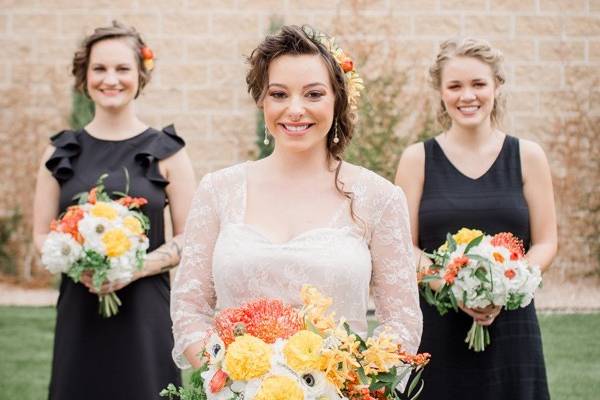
left=170, top=25, right=422, bottom=370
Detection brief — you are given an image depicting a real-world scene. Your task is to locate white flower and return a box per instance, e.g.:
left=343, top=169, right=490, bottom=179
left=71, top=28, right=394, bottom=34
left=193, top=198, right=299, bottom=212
left=200, top=367, right=235, bottom=400
left=41, top=232, right=82, bottom=274
left=78, top=215, right=112, bottom=255
left=106, top=251, right=137, bottom=283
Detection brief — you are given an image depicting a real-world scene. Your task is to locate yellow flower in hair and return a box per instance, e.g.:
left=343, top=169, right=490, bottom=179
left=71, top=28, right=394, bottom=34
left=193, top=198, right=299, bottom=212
left=283, top=330, right=324, bottom=374
left=123, top=216, right=143, bottom=235
left=254, top=375, right=303, bottom=400
left=102, top=228, right=131, bottom=257
left=224, top=335, right=271, bottom=380
left=91, top=202, right=118, bottom=220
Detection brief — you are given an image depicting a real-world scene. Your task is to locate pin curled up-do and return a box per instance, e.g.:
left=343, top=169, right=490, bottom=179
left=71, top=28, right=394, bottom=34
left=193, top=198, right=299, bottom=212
left=429, top=37, right=506, bottom=130
left=246, top=25, right=363, bottom=221
left=72, top=20, right=153, bottom=98
left=246, top=24, right=357, bottom=162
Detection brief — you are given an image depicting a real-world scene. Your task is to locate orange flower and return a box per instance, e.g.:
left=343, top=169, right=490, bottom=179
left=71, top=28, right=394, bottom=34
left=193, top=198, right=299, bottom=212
left=117, top=196, right=148, bottom=208
left=53, top=206, right=85, bottom=242
left=398, top=351, right=431, bottom=367
left=504, top=269, right=516, bottom=280
left=491, top=232, right=524, bottom=259
left=443, top=256, right=469, bottom=284
left=209, top=369, right=228, bottom=393
left=215, top=298, right=303, bottom=346
left=88, top=188, right=97, bottom=204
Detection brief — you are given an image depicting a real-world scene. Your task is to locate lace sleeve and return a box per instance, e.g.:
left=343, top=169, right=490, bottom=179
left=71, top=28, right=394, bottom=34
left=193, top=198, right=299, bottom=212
left=370, top=186, right=423, bottom=355
left=171, top=173, right=219, bottom=369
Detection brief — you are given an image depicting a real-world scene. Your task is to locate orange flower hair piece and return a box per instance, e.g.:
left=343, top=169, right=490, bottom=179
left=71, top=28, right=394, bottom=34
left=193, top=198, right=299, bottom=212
left=215, top=298, right=303, bottom=346
left=490, top=232, right=525, bottom=260
left=141, top=46, right=155, bottom=71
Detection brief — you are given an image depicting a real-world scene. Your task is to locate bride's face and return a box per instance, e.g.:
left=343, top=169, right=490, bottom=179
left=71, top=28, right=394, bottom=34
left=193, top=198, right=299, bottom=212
left=262, top=54, right=335, bottom=154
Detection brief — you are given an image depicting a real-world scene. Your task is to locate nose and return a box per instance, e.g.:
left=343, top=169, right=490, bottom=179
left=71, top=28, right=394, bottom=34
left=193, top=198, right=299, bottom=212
left=287, top=95, right=305, bottom=121
left=103, top=71, right=119, bottom=85
left=460, top=89, right=476, bottom=102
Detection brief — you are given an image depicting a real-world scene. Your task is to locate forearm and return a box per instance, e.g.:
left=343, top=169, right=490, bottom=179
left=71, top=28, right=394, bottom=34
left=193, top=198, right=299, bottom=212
left=526, top=242, right=557, bottom=274
left=135, top=235, right=184, bottom=279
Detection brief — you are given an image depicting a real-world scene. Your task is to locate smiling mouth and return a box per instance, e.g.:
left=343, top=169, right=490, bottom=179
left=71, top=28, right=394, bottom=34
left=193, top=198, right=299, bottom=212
left=280, top=123, right=315, bottom=134
left=458, top=106, right=480, bottom=113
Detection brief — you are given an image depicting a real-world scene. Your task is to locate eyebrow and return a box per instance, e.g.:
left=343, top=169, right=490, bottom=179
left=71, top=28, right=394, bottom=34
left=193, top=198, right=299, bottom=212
left=268, top=82, right=328, bottom=89
left=447, top=78, right=488, bottom=84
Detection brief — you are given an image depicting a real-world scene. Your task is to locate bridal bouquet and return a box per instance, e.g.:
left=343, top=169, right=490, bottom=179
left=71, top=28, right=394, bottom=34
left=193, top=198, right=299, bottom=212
left=161, top=285, right=430, bottom=400
left=41, top=174, right=149, bottom=317
left=418, top=228, right=542, bottom=352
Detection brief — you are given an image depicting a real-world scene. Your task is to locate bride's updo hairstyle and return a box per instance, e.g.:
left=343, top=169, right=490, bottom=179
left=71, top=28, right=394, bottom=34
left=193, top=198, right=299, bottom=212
left=429, top=37, right=506, bottom=129
left=246, top=25, right=361, bottom=221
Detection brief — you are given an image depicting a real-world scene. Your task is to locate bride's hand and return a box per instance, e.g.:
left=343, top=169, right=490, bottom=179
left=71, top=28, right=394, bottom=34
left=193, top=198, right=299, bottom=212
left=459, top=303, right=502, bottom=326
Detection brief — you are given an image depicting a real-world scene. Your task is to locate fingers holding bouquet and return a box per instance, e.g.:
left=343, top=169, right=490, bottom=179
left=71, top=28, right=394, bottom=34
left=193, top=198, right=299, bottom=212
left=418, top=228, right=542, bottom=351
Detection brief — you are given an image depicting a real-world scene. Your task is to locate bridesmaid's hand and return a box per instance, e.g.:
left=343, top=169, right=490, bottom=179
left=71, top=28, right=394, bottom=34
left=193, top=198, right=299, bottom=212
left=459, top=303, right=502, bottom=326
left=80, top=271, right=136, bottom=295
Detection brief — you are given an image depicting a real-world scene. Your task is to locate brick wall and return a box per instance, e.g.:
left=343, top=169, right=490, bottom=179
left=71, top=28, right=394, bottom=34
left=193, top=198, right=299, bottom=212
left=1, top=0, right=598, bottom=277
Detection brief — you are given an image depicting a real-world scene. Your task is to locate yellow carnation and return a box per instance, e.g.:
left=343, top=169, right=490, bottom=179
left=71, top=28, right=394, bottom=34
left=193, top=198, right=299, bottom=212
left=123, top=216, right=143, bottom=235
left=453, top=228, right=483, bottom=245
left=224, top=335, right=271, bottom=380
left=254, top=375, right=304, bottom=400
left=101, top=228, right=131, bottom=257
left=284, top=330, right=324, bottom=374
left=90, top=202, right=118, bottom=220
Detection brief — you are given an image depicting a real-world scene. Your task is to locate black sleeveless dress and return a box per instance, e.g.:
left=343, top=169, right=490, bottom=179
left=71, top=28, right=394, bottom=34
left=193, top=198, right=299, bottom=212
left=45, top=126, right=183, bottom=400
left=417, top=136, right=550, bottom=399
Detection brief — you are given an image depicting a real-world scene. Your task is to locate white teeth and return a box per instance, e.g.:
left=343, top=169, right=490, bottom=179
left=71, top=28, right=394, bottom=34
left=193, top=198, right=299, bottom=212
left=459, top=106, right=479, bottom=112
left=284, top=124, right=309, bottom=132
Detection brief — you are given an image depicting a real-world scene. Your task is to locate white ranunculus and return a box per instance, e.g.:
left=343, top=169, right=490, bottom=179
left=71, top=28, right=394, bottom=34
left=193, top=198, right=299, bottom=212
left=77, top=215, right=112, bottom=255
left=41, top=231, right=82, bottom=274
left=106, top=251, right=137, bottom=283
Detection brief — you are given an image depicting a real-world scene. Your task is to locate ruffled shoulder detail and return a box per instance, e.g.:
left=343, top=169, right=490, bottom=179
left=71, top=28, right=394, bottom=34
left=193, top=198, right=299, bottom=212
left=45, top=130, right=81, bottom=184
left=134, top=124, right=186, bottom=187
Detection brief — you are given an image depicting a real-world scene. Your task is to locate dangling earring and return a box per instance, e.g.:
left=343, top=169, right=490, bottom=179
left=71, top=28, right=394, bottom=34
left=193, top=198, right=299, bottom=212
left=333, top=120, right=340, bottom=144
left=263, top=125, right=270, bottom=146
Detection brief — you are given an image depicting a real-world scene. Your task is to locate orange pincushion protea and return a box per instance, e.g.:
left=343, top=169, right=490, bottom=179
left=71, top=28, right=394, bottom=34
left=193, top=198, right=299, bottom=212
left=490, top=232, right=525, bottom=260
left=215, top=298, right=303, bottom=346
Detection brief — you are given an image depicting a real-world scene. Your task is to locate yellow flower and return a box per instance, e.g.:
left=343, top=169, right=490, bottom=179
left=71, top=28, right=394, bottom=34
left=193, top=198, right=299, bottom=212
left=320, top=347, right=359, bottom=388
left=123, top=216, right=143, bottom=235
left=438, top=228, right=484, bottom=252
left=300, top=285, right=336, bottom=333
left=361, top=331, right=401, bottom=375
left=453, top=228, right=484, bottom=245
left=101, top=228, right=131, bottom=257
left=254, top=375, right=304, bottom=400
left=284, top=330, right=324, bottom=374
left=224, top=335, right=271, bottom=380
left=90, top=202, right=118, bottom=220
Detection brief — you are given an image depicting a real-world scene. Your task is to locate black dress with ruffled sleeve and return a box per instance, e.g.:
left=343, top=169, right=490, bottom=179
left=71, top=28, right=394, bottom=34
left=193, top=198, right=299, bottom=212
left=45, top=126, right=183, bottom=400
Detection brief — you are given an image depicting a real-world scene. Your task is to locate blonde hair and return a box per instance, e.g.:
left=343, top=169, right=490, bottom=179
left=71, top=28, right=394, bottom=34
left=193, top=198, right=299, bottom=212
left=429, top=37, right=506, bottom=129
left=72, top=20, right=152, bottom=98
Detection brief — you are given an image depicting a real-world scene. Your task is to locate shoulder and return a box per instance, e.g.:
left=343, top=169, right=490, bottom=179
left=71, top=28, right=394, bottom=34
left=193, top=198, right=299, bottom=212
left=351, top=164, right=408, bottom=210
left=400, top=141, right=426, bottom=163
left=198, top=161, right=247, bottom=190
left=516, top=137, right=551, bottom=184
left=518, top=137, right=547, bottom=162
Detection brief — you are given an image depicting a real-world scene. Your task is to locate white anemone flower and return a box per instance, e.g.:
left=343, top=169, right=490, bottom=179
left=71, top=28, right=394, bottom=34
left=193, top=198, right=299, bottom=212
left=206, top=334, right=225, bottom=366
left=77, top=215, right=112, bottom=255
left=41, top=231, right=82, bottom=274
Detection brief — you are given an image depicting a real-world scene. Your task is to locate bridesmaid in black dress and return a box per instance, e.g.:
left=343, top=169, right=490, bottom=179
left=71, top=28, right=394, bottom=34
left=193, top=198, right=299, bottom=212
left=395, top=38, right=557, bottom=399
left=32, top=21, right=195, bottom=400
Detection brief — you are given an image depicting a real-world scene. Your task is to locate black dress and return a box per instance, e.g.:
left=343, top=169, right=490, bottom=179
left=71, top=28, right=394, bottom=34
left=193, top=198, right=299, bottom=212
left=45, top=126, right=183, bottom=400
left=416, top=136, right=550, bottom=399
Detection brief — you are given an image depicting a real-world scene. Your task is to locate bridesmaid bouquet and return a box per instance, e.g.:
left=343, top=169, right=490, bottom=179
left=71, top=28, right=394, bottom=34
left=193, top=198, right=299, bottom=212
left=161, top=285, right=430, bottom=400
left=41, top=174, right=150, bottom=318
left=418, top=228, right=542, bottom=352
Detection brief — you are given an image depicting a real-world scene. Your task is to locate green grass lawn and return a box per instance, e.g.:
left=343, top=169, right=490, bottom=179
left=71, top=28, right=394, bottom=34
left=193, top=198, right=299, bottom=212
left=0, top=307, right=598, bottom=400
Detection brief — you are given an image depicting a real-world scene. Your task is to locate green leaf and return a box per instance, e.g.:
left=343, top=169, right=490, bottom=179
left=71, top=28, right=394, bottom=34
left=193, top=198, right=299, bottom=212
left=407, top=368, right=423, bottom=396
left=464, top=234, right=484, bottom=254
left=446, top=233, right=457, bottom=252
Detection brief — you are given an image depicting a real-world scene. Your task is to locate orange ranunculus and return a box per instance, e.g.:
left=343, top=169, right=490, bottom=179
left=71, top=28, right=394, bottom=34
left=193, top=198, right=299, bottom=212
left=209, top=369, right=228, bottom=393
left=118, top=196, right=148, bottom=208
left=88, top=188, right=97, bottom=204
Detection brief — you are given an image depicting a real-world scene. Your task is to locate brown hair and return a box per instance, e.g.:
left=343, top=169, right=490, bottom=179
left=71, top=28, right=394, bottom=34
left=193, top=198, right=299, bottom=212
left=246, top=25, right=360, bottom=220
left=429, top=37, right=506, bottom=129
left=72, top=20, right=152, bottom=98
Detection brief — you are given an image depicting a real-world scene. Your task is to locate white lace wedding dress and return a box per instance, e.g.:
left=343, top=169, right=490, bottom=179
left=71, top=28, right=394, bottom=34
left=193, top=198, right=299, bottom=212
left=171, top=162, right=422, bottom=368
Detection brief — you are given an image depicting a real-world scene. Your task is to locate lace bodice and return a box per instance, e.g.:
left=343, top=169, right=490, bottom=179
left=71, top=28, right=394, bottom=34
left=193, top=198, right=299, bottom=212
left=171, top=162, right=422, bottom=368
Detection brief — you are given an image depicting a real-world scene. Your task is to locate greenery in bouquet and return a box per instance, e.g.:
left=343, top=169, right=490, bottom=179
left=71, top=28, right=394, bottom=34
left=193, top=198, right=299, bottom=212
left=418, top=228, right=542, bottom=351
left=161, top=285, right=430, bottom=400
left=41, top=173, right=150, bottom=317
